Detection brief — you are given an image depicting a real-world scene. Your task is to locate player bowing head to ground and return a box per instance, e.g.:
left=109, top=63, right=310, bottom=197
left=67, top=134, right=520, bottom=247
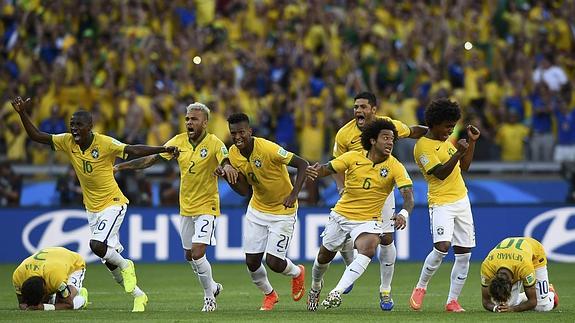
left=11, top=96, right=179, bottom=312
left=222, top=113, right=307, bottom=311
left=13, top=247, right=88, bottom=311
left=306, top=119, right=414, bottom=311
left=481, top=237, right=558, bottom=313
left=115, top=102, right=237, bottom=312
left=332, top=91, right=427, bottom=310
left=410, top=98, right=480, bottom=312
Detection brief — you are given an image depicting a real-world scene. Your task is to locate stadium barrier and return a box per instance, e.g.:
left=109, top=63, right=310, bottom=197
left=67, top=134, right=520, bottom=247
left=2, top=205, right=574, bottom=263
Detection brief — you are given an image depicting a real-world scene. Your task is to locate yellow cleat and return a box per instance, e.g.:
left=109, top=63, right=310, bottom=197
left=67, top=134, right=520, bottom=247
left=132, top=293, right=148, bottom=312
left=121, top=260, right=137, bottom=293
left=79, top=287, right=89, bottom=309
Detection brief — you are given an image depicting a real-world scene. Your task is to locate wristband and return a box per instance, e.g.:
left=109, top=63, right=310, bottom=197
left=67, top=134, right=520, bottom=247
left=398, top=209, right=409, bottom=219
left=43, top=304, right=55, bottom=311
left=492, top=304, right=499, bottom=312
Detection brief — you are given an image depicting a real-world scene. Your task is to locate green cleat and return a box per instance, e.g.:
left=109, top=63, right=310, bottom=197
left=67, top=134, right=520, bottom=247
left=121, top=260, right=137, bottom=293
left=79, top=287, right=89, bottom=309
left=132, top=293, right=148, bottom=312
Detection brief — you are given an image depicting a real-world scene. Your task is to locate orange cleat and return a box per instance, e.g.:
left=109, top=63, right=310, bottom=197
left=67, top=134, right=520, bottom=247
left=260, top=290, right=279, bottom=311
left=549, top=284, right=559, bottom=309
left=292, top=265, right=305, bottom=301
left=409, top=287, right=426, bottom=311
left=445, top=299, right=465, bottom=312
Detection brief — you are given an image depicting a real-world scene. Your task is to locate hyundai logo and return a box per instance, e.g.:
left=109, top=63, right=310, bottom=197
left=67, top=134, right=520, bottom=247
left=22, top=210, right=97, bottom=262
left=524, top=207, right=575, bottom=262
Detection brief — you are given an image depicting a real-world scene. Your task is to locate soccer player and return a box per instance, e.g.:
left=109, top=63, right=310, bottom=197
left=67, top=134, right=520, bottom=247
left=331, top=91, right=427, bottom=310
left=481, top=237, right=559, bottom=312
left=223, top=113, right=307, bottom=311
left=11, top=96, right=179, bottom=312
left=409, top=98, right=480, bottom=312
left=13, top=247, right=88, bottom=311
left=306, top=118, right=414, bottom=311
left=114, top=102, right=237, bottom=311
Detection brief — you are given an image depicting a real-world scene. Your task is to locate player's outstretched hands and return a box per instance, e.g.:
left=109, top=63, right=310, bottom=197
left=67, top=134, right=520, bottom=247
left=495, top=302, right=509, bottom=312
left=391, top=213, right=407, bottom=230
left=214, top=164, right=239, bottom=184
left=467, top=125, right=480, bottom=141
left=10, top=96, right=31, bottom=113
left=165, top=146, right=179, bottom=158
left=306, top=162, right=321, bottom=181
left=283, top=191, right=298, bottom=209
left=455, top=139, right=469, bottom=155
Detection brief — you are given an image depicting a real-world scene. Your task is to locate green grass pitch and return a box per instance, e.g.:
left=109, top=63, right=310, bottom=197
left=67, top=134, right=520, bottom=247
left=0, top=262, right=573, bottom=322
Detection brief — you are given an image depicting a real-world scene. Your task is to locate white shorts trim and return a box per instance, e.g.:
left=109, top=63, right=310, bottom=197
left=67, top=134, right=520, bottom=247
left=322, top=211, right=384, bottom=252
left=243, top=205, right=296, bottom=259
left=381, top=190, right=396, bottom=233
left=429, top=196, right=475, bottom=247
left=180, top=215, right=216, bottom=249
left=67, top=269, right=86, bottom=292
left=87, top=204, right=127, bottom=252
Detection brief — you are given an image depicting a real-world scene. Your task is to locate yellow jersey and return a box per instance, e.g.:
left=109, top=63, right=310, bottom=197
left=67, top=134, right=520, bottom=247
left=330, top=151, right=412, bottom=221
left=52, top=133, right=129, bottom=212
left=414, top=136, right=467, bottom=206
left=481, top=237, right=547, bottom=288
left=333, top=116, right=411, bottom=157
left=160, top=132, right=228, bottom=216
left=229, top=137, right=296, bottom=215
left=13, top=247, right=85, bottom=296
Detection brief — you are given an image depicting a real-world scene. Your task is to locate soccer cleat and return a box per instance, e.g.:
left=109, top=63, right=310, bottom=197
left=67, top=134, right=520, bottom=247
left=79, top=287, right=89, bottom=309
left=121, top=260, right=137, bottom=293
left=379, top=291, right=394, bottom=311
left=214, top=283, right=223, bottom=298
left=549, top=284, right=559, bottom=309
left=445, top=299, right=465, bottom=312
left=307, top=286, right=322, bottom=311
left=409, top=287, right=426, bottom=311
left=292, top=265, right=305, bottom=301
left=260, top=290, right=279, bottom=311
left=201, top=297, right=217, bottom=312
left=132, top=293, right=148, bottom=312
left=343, top=283, right=354, bottom=294
left=322, top=290, right=342, bottom=309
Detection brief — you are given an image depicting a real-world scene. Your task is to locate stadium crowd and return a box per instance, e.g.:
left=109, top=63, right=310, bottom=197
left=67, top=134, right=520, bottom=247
left=0, top=0, right=574, bottom=166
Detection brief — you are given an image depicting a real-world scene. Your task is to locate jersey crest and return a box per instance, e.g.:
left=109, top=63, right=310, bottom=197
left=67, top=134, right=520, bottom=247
left=91, top=148, right=99, bottom=159
left=380, top=167, right=389, bottom=178
left=200, top=148, right=208, bottom=158
left=254, top=159, right=262, bottom=168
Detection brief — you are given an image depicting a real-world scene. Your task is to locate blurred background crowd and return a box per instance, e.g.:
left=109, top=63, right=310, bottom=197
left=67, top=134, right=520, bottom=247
left=1, top=0, right=575, bottom=206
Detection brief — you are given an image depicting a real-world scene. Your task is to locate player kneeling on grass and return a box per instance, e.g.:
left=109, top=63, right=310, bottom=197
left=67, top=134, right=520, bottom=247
left=305, top=119, right=414, bottom=311
left=481, top=237, right=559, bottom=313
left=13, top=247, right=89, bottom=311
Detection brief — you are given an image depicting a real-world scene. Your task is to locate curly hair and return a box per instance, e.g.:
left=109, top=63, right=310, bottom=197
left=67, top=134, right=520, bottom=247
left=21, top=276, right=45, bottom=306
left=489, top=276, right=512, bottom=304
left=424, top=98, right=461, bottom=128
left=227, top=112, right=250, bottom=125
left=361, top=118, right=397, bottom=151
left=354, top=91, right=377, bottom=107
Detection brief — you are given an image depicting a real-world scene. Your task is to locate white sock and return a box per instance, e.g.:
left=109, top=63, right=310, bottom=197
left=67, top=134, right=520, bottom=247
left=281, top=258, right=301, bottom=278
left=103, top=247, right=129, bottom=269
left=447, top=253, right=470, bottom=302
left=416, top=248, right=447, bottom=289
left=312, top=257, right=330, bottom=291
left=379, top=242, right=396, bottom=293
left=109, top=266, right=145, bottom=297
left=535, top=292, right=554, bottom=312
left=334, top=254, right=371, bottom=293
left=72, top=295, right=86, bottom=309
left=191, top=255, right=215, bottom=298
left=249, top=265, right=273, bottom=295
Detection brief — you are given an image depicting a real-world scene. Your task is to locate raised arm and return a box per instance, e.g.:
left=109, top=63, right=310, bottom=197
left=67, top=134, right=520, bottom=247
left=408, top=125, right=429, bottom=139
left=114, top=154, right=163, bottom=172
left=430, top=139, right=468, bottom=180
left=283, top=155, right=310, bottom=208
left=306, top=162, right=336, bottom=181
left=124, top=145, right=178, bottom=159
left=11, top=96, right=52, bottom=145
left=460, top=125, right=480, bottom=171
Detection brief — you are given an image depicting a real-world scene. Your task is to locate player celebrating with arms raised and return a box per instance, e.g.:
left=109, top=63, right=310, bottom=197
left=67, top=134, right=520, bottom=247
left=332, top=91, right=427, bottom=310
left=115, top=102, right=237, bottom=311
left=11, top=96, right=178, bottom=312
left=222, top=113, right=307, bottom=311
left=306, top=119, right=414, bottom=310
left=481, top=237, right=558, bottom=313
left=410, top=98, right=480, bottom=312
